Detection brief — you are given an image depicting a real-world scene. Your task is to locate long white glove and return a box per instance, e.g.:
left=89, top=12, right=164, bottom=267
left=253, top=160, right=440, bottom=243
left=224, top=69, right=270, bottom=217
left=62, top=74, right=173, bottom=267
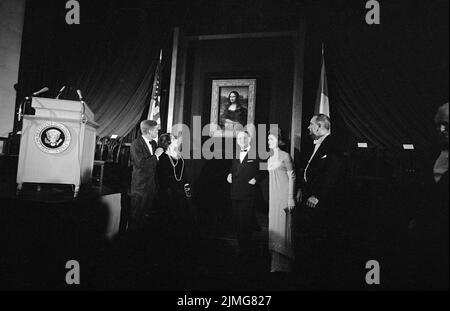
left=286, top=170, right=296, bottom=213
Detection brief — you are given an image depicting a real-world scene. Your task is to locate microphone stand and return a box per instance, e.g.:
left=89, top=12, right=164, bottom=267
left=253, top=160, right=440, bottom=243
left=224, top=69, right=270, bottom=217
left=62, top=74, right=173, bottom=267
left=56, top=86, right=65, bottom=99
left=16, top=86, right=48, bottom=133
left=16, top=96, right=32, bottom=134
left=76, top=90, right=87, bottom=124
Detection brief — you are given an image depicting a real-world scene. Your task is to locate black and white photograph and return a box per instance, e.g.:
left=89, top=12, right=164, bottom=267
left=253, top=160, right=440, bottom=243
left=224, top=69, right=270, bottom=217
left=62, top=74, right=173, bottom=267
left=0, top=0, right=448, bottom=297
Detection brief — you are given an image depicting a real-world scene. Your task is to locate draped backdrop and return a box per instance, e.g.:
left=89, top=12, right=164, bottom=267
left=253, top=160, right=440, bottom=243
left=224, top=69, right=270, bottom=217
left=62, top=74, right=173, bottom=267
left=322, top=1, right=449, bottom=150
left=15, top=0, right=449, bottom=148
left=16, top=0, right=175, bottom=138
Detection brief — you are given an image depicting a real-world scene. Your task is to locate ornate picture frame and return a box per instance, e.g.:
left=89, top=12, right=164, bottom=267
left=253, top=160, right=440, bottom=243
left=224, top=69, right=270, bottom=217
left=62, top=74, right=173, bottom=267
left=210, top=79, right=256, bottom=137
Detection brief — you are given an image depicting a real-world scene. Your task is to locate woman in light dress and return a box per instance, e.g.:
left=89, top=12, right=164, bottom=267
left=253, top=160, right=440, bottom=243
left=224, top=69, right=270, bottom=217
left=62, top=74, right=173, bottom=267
left=267, top=130, right=296, bottom=272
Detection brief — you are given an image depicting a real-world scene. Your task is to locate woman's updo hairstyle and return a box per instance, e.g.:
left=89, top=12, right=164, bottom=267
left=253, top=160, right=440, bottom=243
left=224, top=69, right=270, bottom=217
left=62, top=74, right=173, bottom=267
left=268, top=127, right=287, bottom=149
left=158, top=133, right=173, bottom=151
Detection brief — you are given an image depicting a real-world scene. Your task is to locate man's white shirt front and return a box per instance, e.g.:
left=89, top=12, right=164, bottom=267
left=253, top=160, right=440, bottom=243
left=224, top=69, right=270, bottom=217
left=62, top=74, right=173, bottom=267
left=434, top=150, right=449, bottom=183
left=239, top=146, right=250, bottom=163
left=142, top=135, right=154, bottom=155
left=304, top=133, right=330, bottom=182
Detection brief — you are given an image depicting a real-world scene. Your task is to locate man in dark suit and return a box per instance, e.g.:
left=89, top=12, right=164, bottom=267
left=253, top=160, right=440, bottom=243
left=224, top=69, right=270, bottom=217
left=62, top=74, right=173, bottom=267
left=424, top=102, right=448, bottom=288
left=227, top=131, right=266, bottom=262
left=298, top=114, right=342, bottom=282
left=129, top=120, right=163, bottom=233
left=432, top=102, right=449, bottom=193
left=302, top=114, right=341, bottom=210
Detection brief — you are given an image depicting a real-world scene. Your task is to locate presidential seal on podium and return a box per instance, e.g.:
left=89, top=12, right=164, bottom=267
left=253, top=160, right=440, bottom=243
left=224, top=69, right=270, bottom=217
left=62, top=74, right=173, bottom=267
left=34, top=122, right=71, bottom=154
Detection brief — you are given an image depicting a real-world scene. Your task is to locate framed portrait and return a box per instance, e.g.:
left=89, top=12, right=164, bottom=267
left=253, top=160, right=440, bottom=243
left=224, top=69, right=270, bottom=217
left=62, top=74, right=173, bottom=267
left=210, top=79, right=256, bottom=137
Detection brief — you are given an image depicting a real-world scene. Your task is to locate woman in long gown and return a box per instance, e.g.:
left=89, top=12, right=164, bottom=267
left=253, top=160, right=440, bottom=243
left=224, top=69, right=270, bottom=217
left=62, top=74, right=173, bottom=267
left=267, top=130, right=296, bottom=272
left=157, top=133, right=196, bottom=269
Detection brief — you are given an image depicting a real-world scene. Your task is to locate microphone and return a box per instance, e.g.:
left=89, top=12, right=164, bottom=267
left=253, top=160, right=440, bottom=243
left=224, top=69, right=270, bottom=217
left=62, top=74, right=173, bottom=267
left=32, top=87, right=49, bottom=96
left=76, top=89, right=83, bottom=101
left=56, top=85, right=66, bottom=99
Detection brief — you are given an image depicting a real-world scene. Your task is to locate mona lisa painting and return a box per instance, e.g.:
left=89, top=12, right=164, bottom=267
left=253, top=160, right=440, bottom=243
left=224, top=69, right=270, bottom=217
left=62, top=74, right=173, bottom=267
left=210, top=79, right=256, bottom=137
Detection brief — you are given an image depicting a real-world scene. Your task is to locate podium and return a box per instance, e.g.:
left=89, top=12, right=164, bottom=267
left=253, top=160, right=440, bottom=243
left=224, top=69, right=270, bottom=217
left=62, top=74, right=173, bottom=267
left=16, top=97, right=99, bottom=196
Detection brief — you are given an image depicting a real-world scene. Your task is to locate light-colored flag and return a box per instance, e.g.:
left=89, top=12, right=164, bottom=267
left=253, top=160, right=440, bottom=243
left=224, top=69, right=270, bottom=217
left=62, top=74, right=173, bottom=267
left=147, top=49, right=162, bottom=128
left=314, top=44, right=330, bottom=118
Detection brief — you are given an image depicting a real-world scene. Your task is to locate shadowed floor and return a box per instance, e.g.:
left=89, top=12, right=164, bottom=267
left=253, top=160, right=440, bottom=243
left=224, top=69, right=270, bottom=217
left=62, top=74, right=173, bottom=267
left=0, top=156, right=447, bottom=290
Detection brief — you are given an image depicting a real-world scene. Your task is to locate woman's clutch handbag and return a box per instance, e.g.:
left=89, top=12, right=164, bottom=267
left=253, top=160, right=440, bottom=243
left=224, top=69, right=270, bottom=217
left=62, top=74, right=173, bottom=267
left=184, top=183, right=192, bottom=198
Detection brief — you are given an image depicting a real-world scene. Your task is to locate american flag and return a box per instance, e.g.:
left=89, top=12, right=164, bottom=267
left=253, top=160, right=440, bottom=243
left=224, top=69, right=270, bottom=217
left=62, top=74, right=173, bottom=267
left=147, top=49, right=162, bottom=127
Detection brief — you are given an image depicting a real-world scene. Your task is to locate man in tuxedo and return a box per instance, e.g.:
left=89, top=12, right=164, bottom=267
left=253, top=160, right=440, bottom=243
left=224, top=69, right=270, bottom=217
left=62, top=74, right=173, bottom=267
left=302, top=114, right=341, bottom=209
left=129, top=120, right=163, bottom=233
left=425, top=102, right=448, bottom=288
left=432, top=102, right=449, bottom=192
left=298, top=114, right=342, bottom=281
left=227, top=131, right=266, bottom=262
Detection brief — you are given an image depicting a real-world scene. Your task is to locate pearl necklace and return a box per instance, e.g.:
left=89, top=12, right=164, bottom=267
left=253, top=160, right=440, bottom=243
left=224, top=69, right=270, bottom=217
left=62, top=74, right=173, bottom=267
left=167, top=151, right=184, bottom=182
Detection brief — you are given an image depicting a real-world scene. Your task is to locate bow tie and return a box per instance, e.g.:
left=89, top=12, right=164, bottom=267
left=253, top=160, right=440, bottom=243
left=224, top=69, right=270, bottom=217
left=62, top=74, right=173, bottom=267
left=240, top=149, right=248, bottom=153
left=314, top=137, right=325, bottom=145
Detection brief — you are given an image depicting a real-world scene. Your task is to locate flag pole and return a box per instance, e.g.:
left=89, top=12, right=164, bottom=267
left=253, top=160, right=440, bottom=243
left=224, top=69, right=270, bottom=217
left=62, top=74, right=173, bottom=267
left=158, top=49, right=162, bottom=105
left=147, top=49, right=162, bottom=123
left=315, top=41, right=330, bottom=118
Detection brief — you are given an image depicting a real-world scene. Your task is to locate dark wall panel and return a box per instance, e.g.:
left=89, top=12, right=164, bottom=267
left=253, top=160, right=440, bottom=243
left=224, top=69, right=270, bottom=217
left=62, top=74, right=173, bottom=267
left=181, top=36, right=296, bottom=219
left=185, top=37, right=294, bottom=131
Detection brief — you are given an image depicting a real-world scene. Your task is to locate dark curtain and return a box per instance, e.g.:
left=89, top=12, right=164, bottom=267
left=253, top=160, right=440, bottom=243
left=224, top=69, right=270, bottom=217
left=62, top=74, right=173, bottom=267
left=16, top=0, right=449, bottom=147
left=17, top=0, right=173, bottom=137
left=321, top=1, right=449, bottom=150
